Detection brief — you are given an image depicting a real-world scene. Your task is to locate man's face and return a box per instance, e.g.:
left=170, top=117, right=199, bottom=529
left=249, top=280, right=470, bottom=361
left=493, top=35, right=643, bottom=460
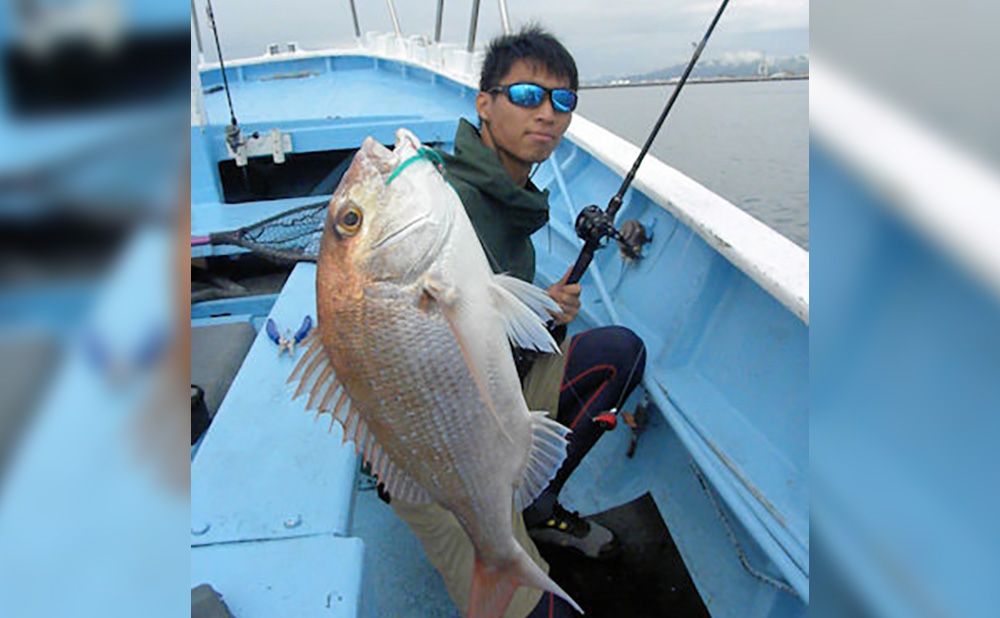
left=476, top=59, right=573, bottom=165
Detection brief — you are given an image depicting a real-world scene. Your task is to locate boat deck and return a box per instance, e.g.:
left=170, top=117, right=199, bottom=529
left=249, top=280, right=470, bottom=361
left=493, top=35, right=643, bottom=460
left=201, top=57, right=473, bottom=126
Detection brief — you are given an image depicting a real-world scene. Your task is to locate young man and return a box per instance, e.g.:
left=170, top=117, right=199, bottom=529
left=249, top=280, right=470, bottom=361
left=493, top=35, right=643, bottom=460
left=391, top=25, right=646, bottom=617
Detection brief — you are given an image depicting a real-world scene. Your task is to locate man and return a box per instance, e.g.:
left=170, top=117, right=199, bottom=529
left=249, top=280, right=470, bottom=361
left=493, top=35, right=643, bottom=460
left=392, top=25, right=646, bottom=617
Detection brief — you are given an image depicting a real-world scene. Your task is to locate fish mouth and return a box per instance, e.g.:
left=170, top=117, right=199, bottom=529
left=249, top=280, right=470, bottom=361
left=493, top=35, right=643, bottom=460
left=371, top=214, right=431, bottom=251
left=357, top=137, right=396, bottom=178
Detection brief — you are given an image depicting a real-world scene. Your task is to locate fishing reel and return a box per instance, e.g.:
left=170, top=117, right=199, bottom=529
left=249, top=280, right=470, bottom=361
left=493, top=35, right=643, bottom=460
left=574, top=201, right=649, bottom=261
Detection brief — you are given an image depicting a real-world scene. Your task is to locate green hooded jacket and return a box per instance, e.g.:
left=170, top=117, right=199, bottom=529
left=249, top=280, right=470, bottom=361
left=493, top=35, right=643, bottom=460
left=439, top=118, right=550, bottom=283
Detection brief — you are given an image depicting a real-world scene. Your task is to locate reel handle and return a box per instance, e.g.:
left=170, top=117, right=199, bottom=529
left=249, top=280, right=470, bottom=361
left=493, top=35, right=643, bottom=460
left=567, top=200, right=625, bottom=284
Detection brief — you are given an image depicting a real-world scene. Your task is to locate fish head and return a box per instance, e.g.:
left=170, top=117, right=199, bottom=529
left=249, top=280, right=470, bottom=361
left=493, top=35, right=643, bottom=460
left=319, top=129, right=453, bottom=287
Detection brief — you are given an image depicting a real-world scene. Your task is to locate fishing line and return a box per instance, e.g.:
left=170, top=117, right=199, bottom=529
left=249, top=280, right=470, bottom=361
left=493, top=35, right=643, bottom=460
left=611, top=340, right=646, bottom=413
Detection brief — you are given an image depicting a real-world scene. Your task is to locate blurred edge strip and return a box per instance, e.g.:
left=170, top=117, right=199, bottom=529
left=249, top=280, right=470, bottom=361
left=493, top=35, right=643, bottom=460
left=810, top=57, right=1000, bottom=300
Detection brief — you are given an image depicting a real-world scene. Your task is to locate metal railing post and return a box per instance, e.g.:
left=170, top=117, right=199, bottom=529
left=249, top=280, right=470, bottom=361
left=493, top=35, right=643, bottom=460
left=386, top=0, right=403, bottom=37
left=191, top=0, right=204, bottom=59
left=348, top=0, right=362, bottom=38
left=434, top=0, right=445, bottom=42
left=497, top=0, right=511, bottom=35
left=466, top=0, right=481, bottom=51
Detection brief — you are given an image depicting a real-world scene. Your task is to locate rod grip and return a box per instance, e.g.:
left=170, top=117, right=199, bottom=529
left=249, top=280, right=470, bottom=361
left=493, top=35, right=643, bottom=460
left=567, top=242, right=597, bottom=285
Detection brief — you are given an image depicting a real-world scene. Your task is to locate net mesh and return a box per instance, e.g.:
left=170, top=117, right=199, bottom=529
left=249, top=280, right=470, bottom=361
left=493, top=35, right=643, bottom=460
left=221, top=200, right=328, bottom=261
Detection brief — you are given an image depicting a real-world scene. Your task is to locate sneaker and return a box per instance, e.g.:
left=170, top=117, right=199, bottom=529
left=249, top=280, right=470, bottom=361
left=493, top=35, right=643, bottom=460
left=527, top=502, right=620, bottom=560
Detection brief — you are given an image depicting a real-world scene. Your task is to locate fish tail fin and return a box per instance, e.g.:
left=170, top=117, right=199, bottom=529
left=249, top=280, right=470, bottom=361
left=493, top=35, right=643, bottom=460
left=467, top=549, right=583, bottom=618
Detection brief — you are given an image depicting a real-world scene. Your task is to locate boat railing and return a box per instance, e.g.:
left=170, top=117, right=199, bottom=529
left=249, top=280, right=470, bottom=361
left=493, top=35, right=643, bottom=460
left=345, top=0, right=515, bottom=53
left=192, top=0, right=513, bottom=62
left=384, top=0, right=403, bottom=38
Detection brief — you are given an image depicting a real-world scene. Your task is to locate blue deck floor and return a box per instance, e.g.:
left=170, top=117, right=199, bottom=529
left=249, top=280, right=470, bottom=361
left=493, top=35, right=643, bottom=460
left=202, top=58, right=474, bottom=127
left=351, top=478, right=457, bottom=617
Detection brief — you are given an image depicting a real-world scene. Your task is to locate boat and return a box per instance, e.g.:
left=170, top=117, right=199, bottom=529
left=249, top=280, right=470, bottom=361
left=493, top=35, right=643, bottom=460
left=190, top=6, right=809, bottom=617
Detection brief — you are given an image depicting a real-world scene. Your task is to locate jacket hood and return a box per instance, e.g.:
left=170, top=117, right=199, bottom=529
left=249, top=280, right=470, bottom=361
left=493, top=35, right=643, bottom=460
left=442, top=118, right=550, bottom=235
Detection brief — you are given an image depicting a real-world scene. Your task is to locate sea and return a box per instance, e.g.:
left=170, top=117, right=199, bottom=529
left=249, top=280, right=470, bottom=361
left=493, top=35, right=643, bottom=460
left=575, top=79, right=808, bottom=250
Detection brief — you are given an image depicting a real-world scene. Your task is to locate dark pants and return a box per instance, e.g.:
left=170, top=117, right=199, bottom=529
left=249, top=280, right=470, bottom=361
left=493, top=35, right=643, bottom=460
left=524, top=328, right=645, bottom=618
left=523, top=325, right=647, bottom=524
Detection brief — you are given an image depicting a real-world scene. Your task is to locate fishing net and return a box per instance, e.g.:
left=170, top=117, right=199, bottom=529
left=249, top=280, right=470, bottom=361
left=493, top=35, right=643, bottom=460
left=197, top=199, right=328, bottom=263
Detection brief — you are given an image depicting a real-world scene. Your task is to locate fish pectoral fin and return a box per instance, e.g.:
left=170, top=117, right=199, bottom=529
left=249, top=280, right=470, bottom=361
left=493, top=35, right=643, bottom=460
left=489, top=274, right=561, bottom=354
left=421, top=277, right=459, bottom=308
left=513, top=412, right=572, bottom=511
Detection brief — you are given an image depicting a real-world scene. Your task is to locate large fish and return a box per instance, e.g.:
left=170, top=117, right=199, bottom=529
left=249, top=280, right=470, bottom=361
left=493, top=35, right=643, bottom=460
left=289, top=129, right=583, bottom=617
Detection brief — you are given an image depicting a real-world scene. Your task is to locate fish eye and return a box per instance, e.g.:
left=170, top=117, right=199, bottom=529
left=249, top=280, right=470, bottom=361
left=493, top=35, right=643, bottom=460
left=336, top=206, right=363, bottom=236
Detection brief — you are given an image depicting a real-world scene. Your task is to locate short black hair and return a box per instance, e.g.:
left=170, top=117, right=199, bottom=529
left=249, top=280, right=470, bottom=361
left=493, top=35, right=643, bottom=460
left=479, top=24, right=578, bottom=92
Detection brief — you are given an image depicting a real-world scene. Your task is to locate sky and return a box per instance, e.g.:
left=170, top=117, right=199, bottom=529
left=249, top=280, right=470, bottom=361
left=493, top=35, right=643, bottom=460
left=193, top=0, right=808, bottom=79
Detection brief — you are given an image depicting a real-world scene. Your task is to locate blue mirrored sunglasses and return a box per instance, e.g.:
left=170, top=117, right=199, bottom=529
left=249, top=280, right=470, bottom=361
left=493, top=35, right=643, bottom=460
left=488, top=82, right=578, bottom=113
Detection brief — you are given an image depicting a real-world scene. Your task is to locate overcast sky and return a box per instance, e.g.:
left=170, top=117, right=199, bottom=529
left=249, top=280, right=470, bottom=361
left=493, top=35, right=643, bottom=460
left=194, top=0, right=808, bottom=79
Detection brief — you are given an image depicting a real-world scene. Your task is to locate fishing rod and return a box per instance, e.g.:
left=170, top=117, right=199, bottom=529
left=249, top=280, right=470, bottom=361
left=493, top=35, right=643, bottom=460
left=204, top=0, right=238, bottom=129
left=565, top=0, right=731, bottom=285
left=204, top=0, right=249, bottom=162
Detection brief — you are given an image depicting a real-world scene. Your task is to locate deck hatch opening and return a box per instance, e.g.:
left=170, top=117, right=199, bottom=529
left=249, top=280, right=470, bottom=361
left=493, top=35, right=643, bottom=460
left=218, top=144, right=442, bottom=203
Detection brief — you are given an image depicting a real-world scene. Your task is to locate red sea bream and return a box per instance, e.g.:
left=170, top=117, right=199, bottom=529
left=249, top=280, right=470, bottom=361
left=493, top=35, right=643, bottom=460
left=289, top=129, right=583, bottom=617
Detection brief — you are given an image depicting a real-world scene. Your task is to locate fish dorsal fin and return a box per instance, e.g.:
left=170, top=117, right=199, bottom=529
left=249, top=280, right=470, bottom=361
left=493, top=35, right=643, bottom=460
left=489, top=274, right=561, bottom=354
left=513, top=411, right=571, bottom=511
left=287, top=340, right=432, bottom=504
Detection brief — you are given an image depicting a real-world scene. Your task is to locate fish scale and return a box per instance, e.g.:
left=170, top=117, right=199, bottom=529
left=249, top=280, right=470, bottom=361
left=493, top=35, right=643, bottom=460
left=358, top=291, right=490, bottom=512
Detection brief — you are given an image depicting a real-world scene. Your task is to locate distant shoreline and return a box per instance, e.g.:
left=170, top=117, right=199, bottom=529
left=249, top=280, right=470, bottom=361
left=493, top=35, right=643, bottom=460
left=579, top=75, right=809, bottom=90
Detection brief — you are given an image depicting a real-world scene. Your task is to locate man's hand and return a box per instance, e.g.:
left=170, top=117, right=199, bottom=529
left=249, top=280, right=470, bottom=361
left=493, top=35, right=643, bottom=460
left=547, top=267, right=582, bottom=325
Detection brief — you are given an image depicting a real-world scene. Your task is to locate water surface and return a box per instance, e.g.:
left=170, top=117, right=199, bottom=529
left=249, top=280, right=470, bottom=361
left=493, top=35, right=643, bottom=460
left=576, top=80, right=808, bottom=249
